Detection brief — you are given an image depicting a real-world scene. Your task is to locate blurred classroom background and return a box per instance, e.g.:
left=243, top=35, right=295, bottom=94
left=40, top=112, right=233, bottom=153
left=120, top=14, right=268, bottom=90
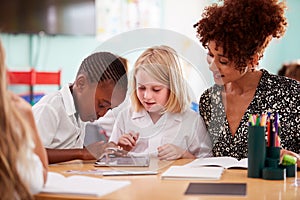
left=1, top=0, right=299, bottom=105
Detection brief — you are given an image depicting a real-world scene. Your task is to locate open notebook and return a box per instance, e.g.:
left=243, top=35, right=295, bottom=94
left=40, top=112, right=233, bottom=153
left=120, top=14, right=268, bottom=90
left=42, top=172, right=130, bottom=197
left=161, top=166, right=224, bottom=180
left=185, top=157, right=248, bottom=169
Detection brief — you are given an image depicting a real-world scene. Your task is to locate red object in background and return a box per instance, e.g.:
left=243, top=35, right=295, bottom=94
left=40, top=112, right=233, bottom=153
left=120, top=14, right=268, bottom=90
left=7, top=69, right=61, bottom=104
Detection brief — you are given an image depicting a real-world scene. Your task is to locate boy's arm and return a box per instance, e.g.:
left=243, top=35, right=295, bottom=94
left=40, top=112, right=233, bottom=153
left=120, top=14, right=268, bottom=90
left=46, top=142, right=118, bottom=164
left=46, top=148, right=94, bottom=164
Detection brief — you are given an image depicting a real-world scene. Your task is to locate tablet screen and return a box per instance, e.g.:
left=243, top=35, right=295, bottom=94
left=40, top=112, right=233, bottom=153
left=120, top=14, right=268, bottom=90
left=94, top=156, right=150, bottom=167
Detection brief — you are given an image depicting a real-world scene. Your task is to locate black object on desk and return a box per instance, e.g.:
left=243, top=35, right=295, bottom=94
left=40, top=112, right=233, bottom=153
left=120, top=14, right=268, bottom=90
left=185, top=183, right=247, bottom=196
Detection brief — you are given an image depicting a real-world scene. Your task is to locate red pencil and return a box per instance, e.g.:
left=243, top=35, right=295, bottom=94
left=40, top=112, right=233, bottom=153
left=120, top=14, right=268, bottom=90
left=266, top=117, right=270, bottom=147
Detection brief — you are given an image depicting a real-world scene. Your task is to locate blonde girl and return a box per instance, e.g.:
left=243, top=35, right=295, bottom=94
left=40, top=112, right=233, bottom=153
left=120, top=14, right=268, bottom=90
left=109, top=45, right=212, bottom=160
left=0, top=40, right=48, bottom=199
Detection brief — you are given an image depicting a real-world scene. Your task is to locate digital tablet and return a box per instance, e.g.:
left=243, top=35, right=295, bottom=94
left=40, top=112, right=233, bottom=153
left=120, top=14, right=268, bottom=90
left=94, top=156, right=150, bottom=167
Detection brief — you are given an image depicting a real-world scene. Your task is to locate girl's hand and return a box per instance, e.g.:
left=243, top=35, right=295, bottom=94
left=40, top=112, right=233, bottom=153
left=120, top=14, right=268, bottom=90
left=117, top=132, right=139, bottom=151
left=157, top=144, right=187, bottom=160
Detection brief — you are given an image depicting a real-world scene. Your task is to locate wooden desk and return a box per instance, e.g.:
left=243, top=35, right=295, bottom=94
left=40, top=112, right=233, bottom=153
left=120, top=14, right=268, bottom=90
left=35, top=159, right=300, bottom=200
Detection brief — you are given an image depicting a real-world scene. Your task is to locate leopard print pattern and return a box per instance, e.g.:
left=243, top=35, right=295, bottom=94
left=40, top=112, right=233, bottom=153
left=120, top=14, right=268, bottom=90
left=199, top=69, right=300, bottom=160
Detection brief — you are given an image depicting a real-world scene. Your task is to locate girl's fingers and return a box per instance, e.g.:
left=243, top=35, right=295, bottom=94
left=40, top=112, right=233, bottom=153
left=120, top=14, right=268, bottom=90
left=129, top=132, right=139, bottom=141
left=123, top=134, right=137, bottom=145
left=119, top=137, right=133, bottom=147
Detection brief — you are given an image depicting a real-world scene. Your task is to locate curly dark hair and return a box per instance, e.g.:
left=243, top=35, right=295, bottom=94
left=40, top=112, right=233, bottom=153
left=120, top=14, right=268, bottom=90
left=194, top=0, right=287, bottom=72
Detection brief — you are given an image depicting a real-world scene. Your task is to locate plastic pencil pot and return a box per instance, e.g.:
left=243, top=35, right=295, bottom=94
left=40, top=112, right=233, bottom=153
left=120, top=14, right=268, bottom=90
left=247, top=126, right=266, bottom=178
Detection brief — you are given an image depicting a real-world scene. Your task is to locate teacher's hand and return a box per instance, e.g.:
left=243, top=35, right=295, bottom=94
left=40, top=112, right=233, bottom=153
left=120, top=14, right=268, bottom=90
left=280, top=148, right=300, bottom=168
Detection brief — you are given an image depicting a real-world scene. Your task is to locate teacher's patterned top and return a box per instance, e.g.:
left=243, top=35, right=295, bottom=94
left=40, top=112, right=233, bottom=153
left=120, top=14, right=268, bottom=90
left=199, top=69, right=300, bottom=160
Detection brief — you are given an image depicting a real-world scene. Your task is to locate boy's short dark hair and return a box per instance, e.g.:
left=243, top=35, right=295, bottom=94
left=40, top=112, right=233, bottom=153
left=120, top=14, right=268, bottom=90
left=76, top=52, right=128, bottom=90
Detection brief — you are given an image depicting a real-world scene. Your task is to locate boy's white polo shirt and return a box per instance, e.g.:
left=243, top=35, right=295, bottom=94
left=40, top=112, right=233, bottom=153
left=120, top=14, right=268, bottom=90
left=32, top=84, right=85, bottom=149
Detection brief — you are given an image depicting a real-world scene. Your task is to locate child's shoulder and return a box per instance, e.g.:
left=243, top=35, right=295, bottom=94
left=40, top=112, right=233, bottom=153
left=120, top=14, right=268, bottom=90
left=171, top=108, right=200, bottom=121
left=183, top=108, right=200, bottom=116
left=33, top=90, right=62, bottom=106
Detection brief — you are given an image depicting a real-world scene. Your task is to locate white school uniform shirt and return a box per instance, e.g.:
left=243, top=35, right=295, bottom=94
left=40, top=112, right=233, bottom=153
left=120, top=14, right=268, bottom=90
left=32, top=84, right=85, bottom=149
left=16, top=139, right=44, bottom=194
left=109, top=105, right=212, bottom=158
left=94, top=98, right=130, bottom=137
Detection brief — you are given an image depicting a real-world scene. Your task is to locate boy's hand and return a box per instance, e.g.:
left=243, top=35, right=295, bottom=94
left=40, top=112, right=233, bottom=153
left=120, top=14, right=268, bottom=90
left=118, top=132, right=139, bottom=151
left=157, top=144, right=185, bottom=160
left=84, top=141, right=117, bottom=160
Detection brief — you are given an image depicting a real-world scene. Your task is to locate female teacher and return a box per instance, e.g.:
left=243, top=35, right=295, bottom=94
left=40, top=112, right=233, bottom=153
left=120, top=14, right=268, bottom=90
left=194, top=0, right=300, bottom=165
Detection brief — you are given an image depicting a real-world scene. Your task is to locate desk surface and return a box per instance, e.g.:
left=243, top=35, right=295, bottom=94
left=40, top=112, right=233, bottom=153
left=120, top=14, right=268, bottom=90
left=35, top=159, right=300, bottom=200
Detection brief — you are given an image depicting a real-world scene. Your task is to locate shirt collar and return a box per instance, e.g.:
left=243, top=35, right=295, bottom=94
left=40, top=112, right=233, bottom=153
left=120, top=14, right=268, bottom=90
left=131, top=108, right=183, bottom=122
left=60, top=84, right=77, bottom=116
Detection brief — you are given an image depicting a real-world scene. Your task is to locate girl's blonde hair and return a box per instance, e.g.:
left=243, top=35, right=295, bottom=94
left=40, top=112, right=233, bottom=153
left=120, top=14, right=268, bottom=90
left=0, top=41, right=34, bottom=199
left=131, top=45, right=190, bottom=113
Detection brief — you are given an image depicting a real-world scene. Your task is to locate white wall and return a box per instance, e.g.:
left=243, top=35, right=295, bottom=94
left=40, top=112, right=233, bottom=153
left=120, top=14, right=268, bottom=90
left=162, top=0, right=208, bottom=41
left=162, top=0, right=212, bottom=100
